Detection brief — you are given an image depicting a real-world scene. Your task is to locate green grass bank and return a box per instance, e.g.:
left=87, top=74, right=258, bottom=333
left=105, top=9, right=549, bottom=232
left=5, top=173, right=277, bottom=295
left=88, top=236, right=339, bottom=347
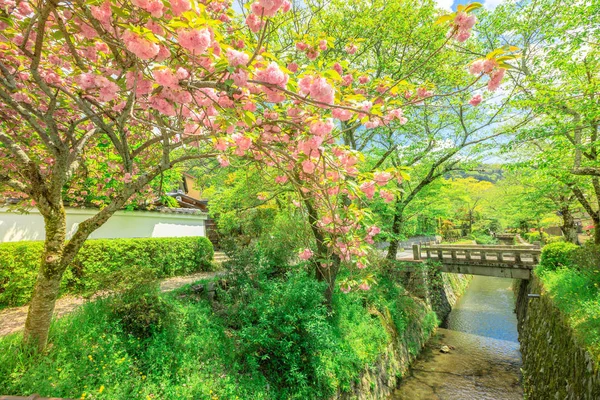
left=0, top=256, right=470, bottom=399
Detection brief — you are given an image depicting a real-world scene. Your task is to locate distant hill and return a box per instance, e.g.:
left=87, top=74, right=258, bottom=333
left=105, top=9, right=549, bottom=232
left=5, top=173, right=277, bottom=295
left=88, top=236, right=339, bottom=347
left=447, top=165, right=504, bottom=183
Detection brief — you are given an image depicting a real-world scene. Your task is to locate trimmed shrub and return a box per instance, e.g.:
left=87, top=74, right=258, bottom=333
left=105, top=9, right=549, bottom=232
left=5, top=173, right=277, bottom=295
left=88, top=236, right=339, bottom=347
left=0, top=236, right=214, bottom=308
left=539, top=241, right=578, bottom=271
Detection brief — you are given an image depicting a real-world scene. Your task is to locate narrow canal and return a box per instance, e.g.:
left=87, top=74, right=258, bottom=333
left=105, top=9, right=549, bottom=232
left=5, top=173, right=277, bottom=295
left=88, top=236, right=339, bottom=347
left=392, top=276, right=523, bottom=399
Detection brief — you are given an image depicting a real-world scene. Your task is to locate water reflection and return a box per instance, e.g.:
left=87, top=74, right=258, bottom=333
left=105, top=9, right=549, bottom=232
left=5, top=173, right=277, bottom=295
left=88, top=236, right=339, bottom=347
left=392, top=276, right=523, bottom=400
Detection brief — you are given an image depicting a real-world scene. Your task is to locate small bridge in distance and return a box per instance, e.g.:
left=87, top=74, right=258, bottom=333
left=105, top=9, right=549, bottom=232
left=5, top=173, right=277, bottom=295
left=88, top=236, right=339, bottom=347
left=405, top=243, right=541, bottom=279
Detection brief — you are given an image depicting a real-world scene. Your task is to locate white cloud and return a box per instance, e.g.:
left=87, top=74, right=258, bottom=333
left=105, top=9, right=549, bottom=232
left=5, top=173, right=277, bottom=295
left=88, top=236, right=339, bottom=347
left=434, top=0, right=453, bottom=11
left=484, top=0, right=506, bottom=10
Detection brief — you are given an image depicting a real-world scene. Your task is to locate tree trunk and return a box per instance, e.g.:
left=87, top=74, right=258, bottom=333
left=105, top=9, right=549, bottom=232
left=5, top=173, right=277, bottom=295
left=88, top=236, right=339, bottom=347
left=386, top=205, right=405, bottom=261
left=594, top=215, right=600, bottom=245
left=560, top=206, right=579, bottom=244
left=315, top=255, right=340, bottom=307
left=23, top=207, right=68, bottom=351
left=537, top=223, right=545, bottom=245
left=302, top=197, right=339, bottom=308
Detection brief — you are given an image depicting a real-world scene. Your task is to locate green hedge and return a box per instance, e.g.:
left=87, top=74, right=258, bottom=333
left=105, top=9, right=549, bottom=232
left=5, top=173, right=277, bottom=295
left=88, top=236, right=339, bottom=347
left=0, top=236, right=214, bottom=309
left=539, top=241, right=578, bottom=272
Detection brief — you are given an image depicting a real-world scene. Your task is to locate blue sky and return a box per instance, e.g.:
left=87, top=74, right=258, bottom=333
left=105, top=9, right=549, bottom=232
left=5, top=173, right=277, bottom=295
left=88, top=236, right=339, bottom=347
left=435, top=0, right=506, bottom=11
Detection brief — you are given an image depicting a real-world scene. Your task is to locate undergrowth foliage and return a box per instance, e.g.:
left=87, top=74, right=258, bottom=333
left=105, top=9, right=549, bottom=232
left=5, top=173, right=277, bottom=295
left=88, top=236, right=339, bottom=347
left=0, top=248, right=439, bottom=399
left=535, top=242, right=600, bottom=357
left=109, top=284, right=175, bottom=339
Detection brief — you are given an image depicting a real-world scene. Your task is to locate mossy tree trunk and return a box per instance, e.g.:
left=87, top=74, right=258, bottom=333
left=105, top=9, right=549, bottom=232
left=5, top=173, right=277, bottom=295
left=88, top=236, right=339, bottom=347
left=302, top=197, right=340, bottom=307
left=22, top=171, right=163, bottom=351
left=386, top=206, right=405, bottom=261
left=23, top=207, right=68, bottom=350
left=560, top=206, right=579, bottom=244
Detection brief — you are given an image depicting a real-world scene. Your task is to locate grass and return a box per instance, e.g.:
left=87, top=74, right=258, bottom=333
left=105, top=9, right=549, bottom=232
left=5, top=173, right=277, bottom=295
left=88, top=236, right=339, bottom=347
left=0, top=268, right=437, bottom=399
left=537, top=266, right=600, bottom=357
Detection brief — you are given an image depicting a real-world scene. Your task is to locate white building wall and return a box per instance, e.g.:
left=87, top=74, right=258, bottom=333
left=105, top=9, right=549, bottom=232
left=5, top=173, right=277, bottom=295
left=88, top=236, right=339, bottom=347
left=0, top=208, right=208, bottom=243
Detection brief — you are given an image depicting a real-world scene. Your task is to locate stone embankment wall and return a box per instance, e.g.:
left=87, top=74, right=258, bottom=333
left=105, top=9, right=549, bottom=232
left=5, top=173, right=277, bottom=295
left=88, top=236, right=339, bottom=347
left=516, top=276, right=600, bottom=399
left=337, top=267, right=470, bottom=399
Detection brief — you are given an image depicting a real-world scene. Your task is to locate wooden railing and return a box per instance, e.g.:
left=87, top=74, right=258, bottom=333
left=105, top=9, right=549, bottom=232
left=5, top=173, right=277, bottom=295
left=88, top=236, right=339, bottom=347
left=413, top=244, right=541, bottom=266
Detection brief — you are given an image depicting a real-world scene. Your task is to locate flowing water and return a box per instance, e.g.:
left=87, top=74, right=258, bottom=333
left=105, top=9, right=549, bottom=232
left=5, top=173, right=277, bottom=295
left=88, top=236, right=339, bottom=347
left=392, top=276, right=523, bottom=399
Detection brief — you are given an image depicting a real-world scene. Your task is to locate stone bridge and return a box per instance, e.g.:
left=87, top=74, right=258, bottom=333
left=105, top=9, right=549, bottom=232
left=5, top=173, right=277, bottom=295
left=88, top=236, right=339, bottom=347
left=406, top=243, right=541, bottom=279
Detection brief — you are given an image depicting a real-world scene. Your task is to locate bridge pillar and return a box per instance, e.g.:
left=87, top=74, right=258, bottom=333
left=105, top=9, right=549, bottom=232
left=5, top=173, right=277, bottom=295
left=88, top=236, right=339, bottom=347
left=412, top=244, right=421, bottom=260
left=404, top=265, right=431, bottom=305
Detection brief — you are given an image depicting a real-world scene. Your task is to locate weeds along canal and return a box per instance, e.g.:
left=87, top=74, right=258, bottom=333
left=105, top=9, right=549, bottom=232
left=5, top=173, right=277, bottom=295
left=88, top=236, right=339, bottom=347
left=392, top=275, right=523, bottom=400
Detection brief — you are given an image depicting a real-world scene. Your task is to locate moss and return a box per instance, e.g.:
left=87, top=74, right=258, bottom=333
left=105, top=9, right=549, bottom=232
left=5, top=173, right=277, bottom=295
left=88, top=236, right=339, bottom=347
left=517, top=274, right=600, bottom=399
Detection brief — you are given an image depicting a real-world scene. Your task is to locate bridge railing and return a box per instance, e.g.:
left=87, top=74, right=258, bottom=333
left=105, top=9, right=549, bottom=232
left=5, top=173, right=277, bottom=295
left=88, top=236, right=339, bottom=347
left=414, top=244, right=541, bottom=265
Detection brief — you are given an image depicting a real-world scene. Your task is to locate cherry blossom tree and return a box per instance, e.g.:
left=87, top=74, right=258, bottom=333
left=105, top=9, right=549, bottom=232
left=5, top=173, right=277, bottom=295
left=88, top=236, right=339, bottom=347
left=0, top=0, right=492, bottom=349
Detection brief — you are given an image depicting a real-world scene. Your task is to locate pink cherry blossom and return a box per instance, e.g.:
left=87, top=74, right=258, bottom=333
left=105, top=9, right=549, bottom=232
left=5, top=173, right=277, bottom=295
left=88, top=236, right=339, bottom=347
left=332, top=108, right=353, bottom=121
left=310, top=119, right=334, bottom=136
left=416, top=87, right=432, bottom=98
left=299, top=248, right=313, bottom=260
left=178, top=28, right=211, bottom=54
left=153, top=68, right=180, bottom=88
left=487, top=68, right=505, bottom=92
left=245, top=13, right=264, bottom=33
left=256, top=62, right=288, bottom=87
left=226, top=48, right=249, bottom=67
left=275, top=175, right=288, bottom=184
left=456, top=29, right=471, bottom=42
left=217, top=155, right=230, bottom=167
left=296, top=42, right=308, bottom=51
left=340, top=284, right=352, bottom=294
left=146, top=20, right=164, bottom=36
left=482, top=59, right=498, bottom=74
left=360, top=181, right=376, bottom=199
left=171, top=0, right=191, bottom=16
left=367, top=226, right=381, bottom=236
left=251, top=0, right=285, bottom=17
left=373, top=171, right=392, bottom=186
left=302, top=159, right=316, bottom=174
left=299, top=76, right=334, bottom=105
left=287, top=62, right=299, bottom=73
left=469, top=60, right=484, bottom=75
left=454, top=12, right=476, bottom=30
left=306, top=49, right=319, bottom=60
left=379, top=189, right=395, bottom=203
left=90, top=0, right=112, bottom=27
left=358, top=283, right=371, bottom=291
left=122, top=31, right=159, bottom=60
left=469, top=94, right=483, bottom=106
left=345, top=44, right=358, bottom=54
left=319, top=40, right=328, bottom=51
left=333, top=63, right=343, bottom=75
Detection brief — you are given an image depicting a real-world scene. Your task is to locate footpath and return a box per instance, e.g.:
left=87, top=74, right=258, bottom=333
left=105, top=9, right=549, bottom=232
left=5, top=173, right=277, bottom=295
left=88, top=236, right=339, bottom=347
left=0, top=264, right=226, bottom=337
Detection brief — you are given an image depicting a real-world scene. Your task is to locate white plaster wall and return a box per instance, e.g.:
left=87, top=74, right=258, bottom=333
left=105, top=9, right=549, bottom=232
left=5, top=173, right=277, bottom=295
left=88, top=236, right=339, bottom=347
left=0, top=208, right=207, bottom=243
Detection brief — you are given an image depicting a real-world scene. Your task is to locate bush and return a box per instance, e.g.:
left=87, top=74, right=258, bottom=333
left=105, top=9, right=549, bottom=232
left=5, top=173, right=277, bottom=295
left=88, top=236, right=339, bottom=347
left=545, top=235, right=565, bottom=244
left=525, top=231, right=549, bottom=243
left=109, top=284, right=175, bottom=339
left=539, top=242, right=578, bottom=271
left=218, top=270, right=342, bottom=398
left=570, top=242, right=600, bottom=284
left=0, top=236, right=214, bottom=308
left=469, top=232, right=497, bottom=245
